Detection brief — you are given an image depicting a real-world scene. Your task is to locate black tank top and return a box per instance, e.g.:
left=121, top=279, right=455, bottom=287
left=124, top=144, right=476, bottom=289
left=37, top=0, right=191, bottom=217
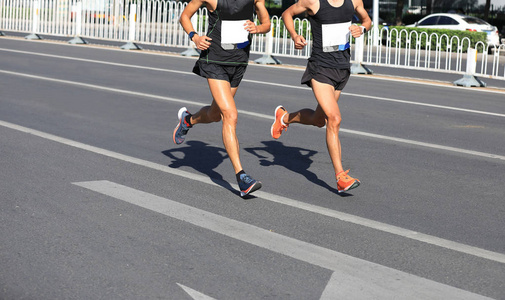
left=199, top=0, right=254, bottom=65
left=308, top=0, right=354, bottom=69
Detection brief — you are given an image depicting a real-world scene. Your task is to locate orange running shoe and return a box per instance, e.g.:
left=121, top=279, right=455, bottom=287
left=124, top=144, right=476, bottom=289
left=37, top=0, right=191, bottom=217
left=271, top=105, right=289, bottom=139
left=336, top=170, right=360, bottom=193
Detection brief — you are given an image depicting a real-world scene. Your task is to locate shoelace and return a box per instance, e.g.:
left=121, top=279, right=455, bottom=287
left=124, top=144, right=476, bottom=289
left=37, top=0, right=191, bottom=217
left=179, top=117, right=191, bottom=135
left=337, top=170, right=350, bottom=180
left=241, top=175, right=254, bottom=184
left=183, top=117, right=193, bottom=129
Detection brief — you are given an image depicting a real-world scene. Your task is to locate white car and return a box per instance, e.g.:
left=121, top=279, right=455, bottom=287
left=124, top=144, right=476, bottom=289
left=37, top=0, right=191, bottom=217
left=407, top=13, right=501, bottom=46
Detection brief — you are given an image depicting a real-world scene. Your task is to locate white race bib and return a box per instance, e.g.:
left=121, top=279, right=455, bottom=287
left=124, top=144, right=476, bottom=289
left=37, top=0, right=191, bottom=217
left=221, top=20, right=250, bottom=50
left=322, top=21, right=351, bottom=52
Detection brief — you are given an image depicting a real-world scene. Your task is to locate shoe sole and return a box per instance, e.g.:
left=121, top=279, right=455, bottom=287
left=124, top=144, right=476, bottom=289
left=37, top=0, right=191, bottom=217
left=172, top=107, right=188, bottom=145
left=337, top=180, right=360, bottom=193
left=240, top=181, right=262, bottom=197
left=271, top=105, right=285, bottom=139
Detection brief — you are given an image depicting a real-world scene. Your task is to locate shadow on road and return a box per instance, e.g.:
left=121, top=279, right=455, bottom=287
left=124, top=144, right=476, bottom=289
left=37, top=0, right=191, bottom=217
left=162, top=141, right=242, bottom=197
left=245, top=141, right=349, bottom=196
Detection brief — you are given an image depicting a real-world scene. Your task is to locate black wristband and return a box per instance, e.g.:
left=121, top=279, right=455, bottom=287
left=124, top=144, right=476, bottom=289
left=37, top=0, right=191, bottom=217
left=188, top=31, right=197, bottom=41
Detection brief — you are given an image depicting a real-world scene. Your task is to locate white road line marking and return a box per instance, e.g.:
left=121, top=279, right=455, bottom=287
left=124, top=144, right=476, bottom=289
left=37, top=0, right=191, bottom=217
left=2, top=47, right=505, bottom=114
left=1, top=119, right=505, bottom=265
left=254, top=190, right=505, bottom=265
left=0, top=69, right=206, bottom=107
left=1, top=70, right=504, bottom=161
left=177, top=283, right=216, bottom=300
left=342, top=128, right=505, bottom=160
left=343, top=92, right=505, bottom=116
left=0, top=47, right=195, bottom=76
left=319, top=272, right=342, bottom=300
left=74, top=180, right=492, bottom=299
left=243, top=78, right=505, bottom=118
left=2, top=43, right=505, bottom=95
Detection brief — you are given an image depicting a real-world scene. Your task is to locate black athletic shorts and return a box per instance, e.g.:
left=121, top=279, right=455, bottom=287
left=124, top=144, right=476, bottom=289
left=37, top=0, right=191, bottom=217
left=193, top=60, right=248, bottom=88
left=301, top=60, right=351, bottom=91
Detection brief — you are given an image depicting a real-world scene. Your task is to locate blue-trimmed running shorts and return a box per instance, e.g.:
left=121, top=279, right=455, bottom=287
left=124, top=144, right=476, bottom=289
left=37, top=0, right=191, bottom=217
left=193, top=61, right=248, bottom=88
left=301, top=60, right=351, bottom=91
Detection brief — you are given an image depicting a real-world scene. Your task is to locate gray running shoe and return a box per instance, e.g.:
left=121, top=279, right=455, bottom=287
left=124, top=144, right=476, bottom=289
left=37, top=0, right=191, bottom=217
left=238, top=173, right=262, bottom=197
left=173, top=107, right=192, bottom=145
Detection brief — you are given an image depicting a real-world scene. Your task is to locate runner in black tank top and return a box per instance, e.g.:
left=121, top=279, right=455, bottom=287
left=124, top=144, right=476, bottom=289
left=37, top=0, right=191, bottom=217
left=273, top=0, right=371, bottom=194
left=308, top=0, right=354, bottom=69
left=175, top=0, right=270, bottom=197
left=199, top=0, right=254, bottom=65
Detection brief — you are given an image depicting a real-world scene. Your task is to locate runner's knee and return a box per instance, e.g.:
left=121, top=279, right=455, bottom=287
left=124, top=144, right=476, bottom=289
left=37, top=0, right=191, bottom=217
left=325, top=115, right=341, bottom=130
left=221, top=109, right=238, bottom=125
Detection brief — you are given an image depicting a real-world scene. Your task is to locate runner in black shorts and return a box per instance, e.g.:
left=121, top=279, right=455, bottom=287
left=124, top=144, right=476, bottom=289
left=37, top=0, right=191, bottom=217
left=193, top=62, right=247, bottom=88
left=301, top=61, right=351, bottom=91
left=173, top=0, right=270, bottom=197
left=272, top=0, right=371, bottom=193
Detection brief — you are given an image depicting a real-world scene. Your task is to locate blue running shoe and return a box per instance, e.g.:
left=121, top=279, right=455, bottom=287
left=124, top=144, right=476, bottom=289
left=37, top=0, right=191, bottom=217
left=238, top=173, right=262, bottom=197
left=173, top=107, right=192, bottom=145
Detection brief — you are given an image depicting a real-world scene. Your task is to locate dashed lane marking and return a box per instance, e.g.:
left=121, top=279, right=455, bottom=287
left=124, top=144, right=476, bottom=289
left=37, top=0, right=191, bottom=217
left=1, top=69, right=505, bottom=162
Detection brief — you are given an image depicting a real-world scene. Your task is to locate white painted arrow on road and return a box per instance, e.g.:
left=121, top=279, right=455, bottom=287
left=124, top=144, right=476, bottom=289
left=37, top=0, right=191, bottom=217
left=74, top=180, right=492, bottom=299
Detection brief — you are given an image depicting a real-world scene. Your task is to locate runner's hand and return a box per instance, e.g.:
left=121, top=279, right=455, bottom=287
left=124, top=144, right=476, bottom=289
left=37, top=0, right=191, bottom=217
left=244, top=20, right=259, bottom=34
left=292, top=35, right=307, bottom=50
left=193, top=35, right=212, bottom=50
left=349, top=24, right=363, bottom=38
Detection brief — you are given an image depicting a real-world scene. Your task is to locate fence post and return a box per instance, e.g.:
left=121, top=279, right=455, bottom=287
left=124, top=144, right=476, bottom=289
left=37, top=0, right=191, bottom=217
left=1, top=0, right=6, bottom=35
left=25, top=0, right=41, bottom=40
left=453, top=47, right=486, bottom=87
left=68, top=2, right=87, bottom=44
left=254, top=22, right=281, bottom=64
left=351, top=34, right=372, bottom=74
left=121, top=3, right=142, bottom=50
left=181, top=14, right=200, bottom=56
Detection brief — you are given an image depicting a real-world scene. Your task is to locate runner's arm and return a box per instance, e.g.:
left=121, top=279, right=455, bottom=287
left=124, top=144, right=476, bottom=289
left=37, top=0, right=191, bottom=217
left=281, top=0, right=311, bottom=49
left=179, top=0, right=212, bottom=50
left=244, top=0, right=271, bottom=34
left=350, top=0, right=371, bottom=38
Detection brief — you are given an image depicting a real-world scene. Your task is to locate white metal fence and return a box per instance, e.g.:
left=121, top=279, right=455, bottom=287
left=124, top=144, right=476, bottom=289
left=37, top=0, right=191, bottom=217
left=1, top=0, right=504, bottom=82
left=362, top=26, right=505, bottom=81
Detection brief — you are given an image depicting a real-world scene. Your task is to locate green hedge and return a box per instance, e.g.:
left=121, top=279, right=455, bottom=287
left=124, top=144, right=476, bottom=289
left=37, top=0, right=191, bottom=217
left=378, top=26, right=487, bottom=52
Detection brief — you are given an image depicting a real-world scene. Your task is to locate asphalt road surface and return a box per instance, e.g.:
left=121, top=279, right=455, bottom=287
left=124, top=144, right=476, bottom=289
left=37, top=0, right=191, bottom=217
left=1, top=36, right=504, bottom=299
